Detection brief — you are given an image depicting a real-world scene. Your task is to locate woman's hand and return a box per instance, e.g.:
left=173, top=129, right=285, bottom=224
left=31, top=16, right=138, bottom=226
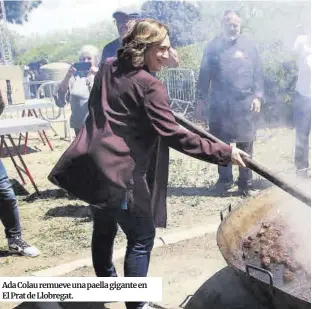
left=88, top=66, right=99, bottom=75
left=66, top=65, right=77, bottom=78
left=86, top=66, right=98, bottom=91
left=59, top=65, right=76, bottom=93
left=231, top=144, right=250, bottom=167
left=164, top=47, right=179, bottom=68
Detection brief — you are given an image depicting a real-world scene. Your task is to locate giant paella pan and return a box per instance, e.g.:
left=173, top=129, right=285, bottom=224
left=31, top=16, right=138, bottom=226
left=217, top=186, right=311, bottom=309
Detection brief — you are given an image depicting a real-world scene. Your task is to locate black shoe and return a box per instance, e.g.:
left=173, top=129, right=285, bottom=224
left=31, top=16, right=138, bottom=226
left=213, top=179, right=234, bottom=191
left=296, top=168, right=310, bottom=179
left=239, top=187, right=260, bottom=197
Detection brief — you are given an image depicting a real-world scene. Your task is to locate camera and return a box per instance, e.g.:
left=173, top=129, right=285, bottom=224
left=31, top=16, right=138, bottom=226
left=73, top=62, right=92, bottom=72
left=73, top=62, right=92, bottom=77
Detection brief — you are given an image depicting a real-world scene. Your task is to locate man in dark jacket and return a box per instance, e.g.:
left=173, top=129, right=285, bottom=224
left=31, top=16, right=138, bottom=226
left=101, top=7, right=179, bottom=68
left=101, top=7, right=140, bottom=63
left=0, top=90, right=40, bottom=257
left=196, top=10, right=264, bottom=196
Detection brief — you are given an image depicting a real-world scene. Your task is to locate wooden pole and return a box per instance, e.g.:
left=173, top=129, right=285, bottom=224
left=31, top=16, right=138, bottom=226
left=173, top=112, right=311, bottom=207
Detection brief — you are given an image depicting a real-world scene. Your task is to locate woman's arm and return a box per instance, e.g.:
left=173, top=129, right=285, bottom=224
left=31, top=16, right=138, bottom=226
left=58, top=66, right=76, bottom=94
left=86, top=66, right=99, bottom=91
left=55, top=66, right=76, bottom=107
left=144, top=79, right=232, bottom=166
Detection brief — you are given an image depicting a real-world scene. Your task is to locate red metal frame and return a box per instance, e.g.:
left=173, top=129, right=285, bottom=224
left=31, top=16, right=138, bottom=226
left=18, top=109, right=53, bottom=154
left=1, top=134, right=40, bottom=195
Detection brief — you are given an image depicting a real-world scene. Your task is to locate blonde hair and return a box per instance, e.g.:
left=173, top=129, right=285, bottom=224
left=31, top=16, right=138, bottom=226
left=78, top=44, right=100, bottom=66
left=117, top=18, right=169, bottom=68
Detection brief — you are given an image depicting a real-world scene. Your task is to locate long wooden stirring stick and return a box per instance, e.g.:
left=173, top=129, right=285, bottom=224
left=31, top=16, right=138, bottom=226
left=173, top=112, right=311, bottom=207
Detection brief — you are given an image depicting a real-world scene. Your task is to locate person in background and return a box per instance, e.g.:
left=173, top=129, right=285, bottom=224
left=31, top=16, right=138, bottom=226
left=56, top=45, right=100, bottom=136
left=49, top=18, right=249, bottom=309
left=196, top=10, right=264, bottom=196
left=101, top=7, right=140, bottom=63
left=0, top=90, right=40, bottom=257
left=101, top=7, right=179, bottom=198
left=27, top=59, right=48, bottom=98
left=292, top=25, right=311, bottom=177
left=101, top=7, right=179, bottom=68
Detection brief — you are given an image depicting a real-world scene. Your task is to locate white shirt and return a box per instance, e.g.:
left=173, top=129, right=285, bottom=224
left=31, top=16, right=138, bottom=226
left=293, top=34, right=311, bottom=98
left=68, top=74, right=94, bottom=129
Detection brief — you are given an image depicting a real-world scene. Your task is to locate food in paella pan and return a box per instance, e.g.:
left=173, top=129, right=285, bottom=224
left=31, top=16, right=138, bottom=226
left=242, top=221, right=302, bottom=282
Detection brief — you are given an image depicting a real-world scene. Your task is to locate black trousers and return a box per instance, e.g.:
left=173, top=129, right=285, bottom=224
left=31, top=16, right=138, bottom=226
left=293, top=93, right=311, bottom=171
left=208, top=104, right=256, bottom=188
left=91, top=206, right=155, bottom=309
left=218, top=141, right=254, bottom=188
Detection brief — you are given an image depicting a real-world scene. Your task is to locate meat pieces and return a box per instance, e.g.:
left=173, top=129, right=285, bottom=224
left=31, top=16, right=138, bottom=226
left=243, top=239, right=252, bottom=248
left=262, top=222, right=271, bottom=229
left=260, top=256, right=271, bottom=268
left=283, top=269, right=295, bottom=282
left=260, top=246, right=269, bottom=258
left=270, top=253, right=281, bottom=263
left=242, top=220, right=301, bottom=283
left=257, top=228, right=266, bottom=237
left=283, top=258, right=301, bottom=272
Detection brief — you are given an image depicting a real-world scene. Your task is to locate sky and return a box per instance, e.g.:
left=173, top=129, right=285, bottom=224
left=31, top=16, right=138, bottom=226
left=7, top=0, right=310, bottom=37
left=8, top=0, right=144, bottom=36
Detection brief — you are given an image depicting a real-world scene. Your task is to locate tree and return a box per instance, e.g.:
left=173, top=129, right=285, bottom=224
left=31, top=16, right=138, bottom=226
left=2, top=1, right=42, bottom=24
left=140, top=0, right=202, bottom=47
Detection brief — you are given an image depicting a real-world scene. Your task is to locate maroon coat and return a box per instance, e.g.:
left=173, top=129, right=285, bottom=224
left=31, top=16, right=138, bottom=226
left=48, top=60, right=232, bottom=227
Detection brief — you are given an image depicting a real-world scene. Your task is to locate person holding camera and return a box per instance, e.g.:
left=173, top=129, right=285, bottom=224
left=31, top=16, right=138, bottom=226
left=56, top=44, right=100, bottom=136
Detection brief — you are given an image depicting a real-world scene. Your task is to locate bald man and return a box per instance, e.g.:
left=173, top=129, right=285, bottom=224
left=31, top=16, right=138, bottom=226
left=196, top=10, right=264, bottom=196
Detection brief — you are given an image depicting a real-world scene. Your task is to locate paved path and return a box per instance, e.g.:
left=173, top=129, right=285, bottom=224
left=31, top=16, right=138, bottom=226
left=13, top=233, right=268, bottom=309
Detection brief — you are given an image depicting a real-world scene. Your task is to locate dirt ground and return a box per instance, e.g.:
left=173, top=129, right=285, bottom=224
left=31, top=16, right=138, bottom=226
left=0, top=116, right=309, bottom=277
left=64, top=233, right=226, bottom=309
left=10, top=234, right=278, bottom=309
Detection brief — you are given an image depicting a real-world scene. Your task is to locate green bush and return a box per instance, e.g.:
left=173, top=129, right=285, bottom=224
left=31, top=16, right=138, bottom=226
left=158, top=41, right=298, bottom=126
left=16, top=33, right=298, bottom=126
left=15, top=40, right=108, bottom=65
left=160, top=41, right=298, bottom=102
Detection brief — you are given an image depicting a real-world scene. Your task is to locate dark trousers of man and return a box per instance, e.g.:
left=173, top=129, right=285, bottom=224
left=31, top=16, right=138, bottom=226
left=0, top=159, right=21, bottom=239
left=208, top=102, right=255, bottom=189
left=91, top=205, right=155, bottom=309
left=218, top=142, right=253, bottom=189
left=293, top=93, right=311, bottom=171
